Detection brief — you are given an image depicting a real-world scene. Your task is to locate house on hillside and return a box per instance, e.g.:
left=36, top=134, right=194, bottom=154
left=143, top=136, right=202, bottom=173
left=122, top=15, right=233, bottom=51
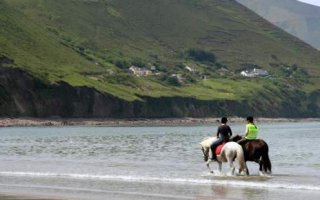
left=217, top=67, right=229, bottom=76
left=107, top=69, right=114, bottom=75
left=240, top=68, right=269, bottom=77
left=129, top=66, right=153, bottom=76
left=185, top=65, right=195, bottom=72
left=150, top=65, right=157, bottom=71
left=171, top=73, right=185, bottom=83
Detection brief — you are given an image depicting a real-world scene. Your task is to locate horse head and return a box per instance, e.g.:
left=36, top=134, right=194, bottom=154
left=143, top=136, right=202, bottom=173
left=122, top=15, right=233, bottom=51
left=230, top=135, right=242, bottom=142
left=200, top=137, right=217, bottom=162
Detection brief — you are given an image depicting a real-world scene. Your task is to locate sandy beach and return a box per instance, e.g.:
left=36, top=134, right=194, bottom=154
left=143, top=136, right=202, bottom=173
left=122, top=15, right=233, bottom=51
left=1, top=177, right=320, bottom=200
left=0, top=117, right=319, bottom=127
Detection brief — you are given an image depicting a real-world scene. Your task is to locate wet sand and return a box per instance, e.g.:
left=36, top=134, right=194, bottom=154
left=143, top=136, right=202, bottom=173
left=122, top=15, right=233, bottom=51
left=1, top=180, right=320, bottom=200
left=0, top=195, right=59, bottom=200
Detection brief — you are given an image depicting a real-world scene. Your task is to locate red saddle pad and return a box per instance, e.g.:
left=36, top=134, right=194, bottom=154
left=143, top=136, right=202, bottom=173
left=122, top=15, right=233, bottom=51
left=215, top=143, right=225, bottom=155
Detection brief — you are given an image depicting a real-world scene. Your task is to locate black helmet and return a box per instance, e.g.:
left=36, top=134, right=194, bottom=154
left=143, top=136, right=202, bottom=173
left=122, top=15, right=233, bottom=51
left=221, top=117, right=228, bottom=123
left=246, top=116, right=254, bottom=123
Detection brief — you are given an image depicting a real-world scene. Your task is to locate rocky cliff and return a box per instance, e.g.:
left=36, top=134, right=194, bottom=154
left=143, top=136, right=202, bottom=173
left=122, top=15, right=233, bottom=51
left=1, top=57, right=318, bottom=118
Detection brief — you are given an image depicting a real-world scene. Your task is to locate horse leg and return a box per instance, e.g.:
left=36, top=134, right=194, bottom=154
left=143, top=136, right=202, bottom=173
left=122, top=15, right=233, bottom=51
left=201, top=147, right=209, bottom=162
left=253, top=158, right=264, bottom=175
left=218, top=161, right=222, bottom=174
left=231, top=162, right=235, bottom=176
left=238, top=165, right=249, bottom=175
left=258, top=157, right=265, bottom=176
left=227, top=158, right=235, bottom=176
left=237, top=164, right=249, bottom=176
left=206, top=162, right=214, bottom=174
left=202, top=147, right=213, bottom=173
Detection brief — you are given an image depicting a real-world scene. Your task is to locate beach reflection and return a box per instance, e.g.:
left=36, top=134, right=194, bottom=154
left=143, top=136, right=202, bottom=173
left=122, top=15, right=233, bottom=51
left=196, top=185, right=268, bottom=200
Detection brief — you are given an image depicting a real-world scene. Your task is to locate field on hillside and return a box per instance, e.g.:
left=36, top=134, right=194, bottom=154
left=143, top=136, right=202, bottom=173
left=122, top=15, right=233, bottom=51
left=0, top=0, right=319, bottom=106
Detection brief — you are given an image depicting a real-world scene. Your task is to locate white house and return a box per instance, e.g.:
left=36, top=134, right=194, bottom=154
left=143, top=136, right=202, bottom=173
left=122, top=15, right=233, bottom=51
left=150, top=65, right=157, bottom=71
left=240, top=68, right=269, bottom=77
left=129, top=66, right=153, bottom=76
left=185, top=66, right=195, bottom=72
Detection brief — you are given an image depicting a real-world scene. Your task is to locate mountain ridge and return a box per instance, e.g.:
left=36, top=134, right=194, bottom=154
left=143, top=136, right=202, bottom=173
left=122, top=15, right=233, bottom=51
left=237, top=0, right=320, bottom=50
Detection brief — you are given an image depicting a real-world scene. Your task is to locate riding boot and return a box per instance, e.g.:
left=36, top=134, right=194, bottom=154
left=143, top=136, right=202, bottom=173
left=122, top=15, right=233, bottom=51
left=211, top=149, right=217, bottom=160
left=210, top=138, right=222, bottom=161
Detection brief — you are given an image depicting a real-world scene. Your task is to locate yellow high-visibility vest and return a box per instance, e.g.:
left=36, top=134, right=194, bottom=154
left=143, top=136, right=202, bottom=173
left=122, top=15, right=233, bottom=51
left=245, top=123, right=258, bottom=140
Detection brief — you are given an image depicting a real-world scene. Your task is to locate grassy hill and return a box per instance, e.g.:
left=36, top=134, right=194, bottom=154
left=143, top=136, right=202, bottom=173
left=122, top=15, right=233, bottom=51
left=0, top=0, right=320, bottom=117
left=237, top=0, right=320, bottom=50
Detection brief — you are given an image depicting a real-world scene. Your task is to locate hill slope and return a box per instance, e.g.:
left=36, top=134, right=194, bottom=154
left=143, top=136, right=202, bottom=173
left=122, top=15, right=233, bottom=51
left=237, top=0, right=320, bottom=50
left=0, top=0, right=319, bottom=117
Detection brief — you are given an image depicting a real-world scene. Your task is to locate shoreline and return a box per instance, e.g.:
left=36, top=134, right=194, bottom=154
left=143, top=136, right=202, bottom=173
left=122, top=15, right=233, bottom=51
left=0, top=194, right=61, bottom=200
left=0, top=117, right=319, bottom=127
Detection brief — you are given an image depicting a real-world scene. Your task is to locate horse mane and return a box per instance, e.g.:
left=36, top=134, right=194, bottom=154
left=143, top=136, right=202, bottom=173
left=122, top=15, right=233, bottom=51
left=230, top=135, right=242, bottom=142
left=200, top=136, right=217, bottom=148
left=231, top=135, right=268, bottom=145
left=202, top=136, right=216, bottom=141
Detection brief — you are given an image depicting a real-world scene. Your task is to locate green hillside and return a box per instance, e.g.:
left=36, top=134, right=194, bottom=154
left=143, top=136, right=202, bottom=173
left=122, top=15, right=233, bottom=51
left=0, top=0, right=320, bottom=117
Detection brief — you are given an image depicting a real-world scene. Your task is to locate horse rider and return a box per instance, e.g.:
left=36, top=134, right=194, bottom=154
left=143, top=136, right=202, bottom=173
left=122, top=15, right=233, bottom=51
left=237, top=116, right=258, bottom=144
left=210, top=117, right=232, bottom=160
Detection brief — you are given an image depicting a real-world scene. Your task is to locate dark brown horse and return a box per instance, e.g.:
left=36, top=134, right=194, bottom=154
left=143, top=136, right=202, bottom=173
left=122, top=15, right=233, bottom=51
left=230, top=135, right=272, bottom=175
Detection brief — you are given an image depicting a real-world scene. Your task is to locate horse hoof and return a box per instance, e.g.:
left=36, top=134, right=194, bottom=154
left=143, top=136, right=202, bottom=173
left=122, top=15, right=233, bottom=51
left=240, top=172, right=247, bottom=176
left=210, top=171, right=214, bottom=174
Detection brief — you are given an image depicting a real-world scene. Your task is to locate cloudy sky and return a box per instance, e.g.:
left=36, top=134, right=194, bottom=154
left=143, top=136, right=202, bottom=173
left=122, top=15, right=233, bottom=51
left=298, top=0, right=320, bottom=6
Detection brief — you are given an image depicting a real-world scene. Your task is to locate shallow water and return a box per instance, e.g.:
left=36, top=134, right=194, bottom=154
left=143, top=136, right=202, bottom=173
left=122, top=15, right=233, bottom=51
left=0, top=122, right=319, bottom=199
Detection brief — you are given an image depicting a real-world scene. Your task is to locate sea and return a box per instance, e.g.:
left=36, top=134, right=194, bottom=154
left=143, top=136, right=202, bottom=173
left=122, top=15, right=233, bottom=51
left=0, top=122, right=319, bottom=200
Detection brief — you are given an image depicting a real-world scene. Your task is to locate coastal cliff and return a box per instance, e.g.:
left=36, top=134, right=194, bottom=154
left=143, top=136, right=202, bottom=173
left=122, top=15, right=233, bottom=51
left=1, top=64, right=318, bottom=118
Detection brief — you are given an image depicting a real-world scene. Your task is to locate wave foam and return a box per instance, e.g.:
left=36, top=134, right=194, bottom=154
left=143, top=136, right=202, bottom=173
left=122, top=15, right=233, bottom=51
left=0, top=171, right=320, bottom=191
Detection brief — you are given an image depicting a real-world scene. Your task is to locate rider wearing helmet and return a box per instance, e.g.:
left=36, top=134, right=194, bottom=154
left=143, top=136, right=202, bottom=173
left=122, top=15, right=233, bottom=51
left=210, top=117, right=232, bottom=160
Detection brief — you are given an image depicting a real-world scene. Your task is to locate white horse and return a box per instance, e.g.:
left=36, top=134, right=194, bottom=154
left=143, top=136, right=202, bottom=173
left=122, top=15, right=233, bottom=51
left=200, top=137, right=247, bottom=175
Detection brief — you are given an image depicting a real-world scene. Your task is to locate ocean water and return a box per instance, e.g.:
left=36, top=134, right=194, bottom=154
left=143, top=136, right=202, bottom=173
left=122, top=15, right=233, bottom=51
left=0, top=122, right=319, bottom=200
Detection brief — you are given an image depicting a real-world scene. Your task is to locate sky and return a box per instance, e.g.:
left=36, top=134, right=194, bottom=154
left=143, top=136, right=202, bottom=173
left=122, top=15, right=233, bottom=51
left=297, top=0, right=320, bottom=6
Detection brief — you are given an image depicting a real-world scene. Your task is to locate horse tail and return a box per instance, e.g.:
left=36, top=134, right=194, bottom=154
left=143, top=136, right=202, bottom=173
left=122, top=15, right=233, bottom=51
left=262, top=144, right=272, bottom=173
left=236, top=145, right=247, bottom=173
left=262, top=153, right=272, bottom=173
